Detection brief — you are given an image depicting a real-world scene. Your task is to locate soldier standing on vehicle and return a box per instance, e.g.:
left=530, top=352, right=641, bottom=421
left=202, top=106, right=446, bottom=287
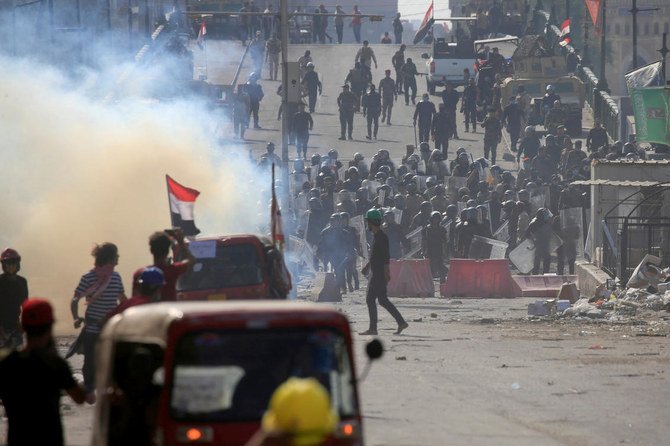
left=337, top=84, right=357, bottom=140
left=265, top=32, right=281, bottom=81
left=392, top=44, right=406, bottom=94
left=502, top=95, right=524, bottom=152
left=362, top=84, right=382, bottom=140
left=414, top=93, right=436, bottom=144
left=462, top=77, right=478, bottom=132
left=544, top=100, right=566, bottom=135
left=0, top=299, right=87, bottom=446
left=301, top=62, right=322, bottom=113
left=392, top=13, right=403, bottom=44
left=335, top=5, right=345, bottom=44
left=378, top=69, right=397, bottom=125
left=431, top=103, right=452, bottom=156
left=0, top=249, right=27, bottom=349
left=541, top=85, right=561, bottom=115
left=360, top=209, right=409, bottom=336
left=249, top=30, right=265, bottom=75
left=291, top=103, right=313, bottom=160
left=441, top=82, right=460, bottom=139
left=246, top=72, right=264, bottom=129
left=481, top=109, right=502, bottom=164
left=401, top=57, right=418, bottom=105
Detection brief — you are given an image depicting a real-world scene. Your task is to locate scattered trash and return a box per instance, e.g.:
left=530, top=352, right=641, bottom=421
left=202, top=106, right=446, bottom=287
left=511, top=382, right=521, bottom=390
left=412, top=318, right=423, bottom=323
left=588, top=344, right=604, bottom=350
left=396, top=356, right=407, bottom=361
left=626, top=255, right=668, bottom=290
left=430, top=313, right=438, bottom=318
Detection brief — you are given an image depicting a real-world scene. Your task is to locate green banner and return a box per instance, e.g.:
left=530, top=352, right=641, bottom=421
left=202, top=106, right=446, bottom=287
left=630, top=87, right=670, bottom=145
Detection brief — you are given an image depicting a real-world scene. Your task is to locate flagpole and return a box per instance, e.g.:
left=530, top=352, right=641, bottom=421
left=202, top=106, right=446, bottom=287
left=166, top=175, right=177, bottom=229
left=271, top=163, right=276, bottom=244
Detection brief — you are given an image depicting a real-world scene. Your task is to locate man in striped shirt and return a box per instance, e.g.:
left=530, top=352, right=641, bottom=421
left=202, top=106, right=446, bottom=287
left=71, top=242, right=126, bottom=403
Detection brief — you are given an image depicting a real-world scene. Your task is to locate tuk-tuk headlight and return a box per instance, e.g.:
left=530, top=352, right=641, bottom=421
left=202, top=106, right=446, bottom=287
left=176, top=426, right=214, bottom=443
left=334, top=420, right=360, bottom=440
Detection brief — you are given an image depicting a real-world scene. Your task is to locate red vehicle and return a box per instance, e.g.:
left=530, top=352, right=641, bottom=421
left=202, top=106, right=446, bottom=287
left=176, top=235, right=291, bottom=301
left=93, top=301, right=381, bottom=445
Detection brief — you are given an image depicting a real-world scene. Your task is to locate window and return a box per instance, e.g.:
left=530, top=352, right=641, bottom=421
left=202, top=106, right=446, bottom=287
left=170, top=328, right=357, bottom=421
left=654, top=23, right=659, bottom=35
left=644, top=23, right=649, bottom=35
left=664, top=23, right=669, bottom=33
left=615, top=23, right=621, bottom=35
left=625, top=23, right=630, bottom=36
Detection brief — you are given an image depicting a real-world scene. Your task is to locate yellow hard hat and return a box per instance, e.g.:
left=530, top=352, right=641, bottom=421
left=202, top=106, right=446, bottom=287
left=261, top=377, right=338, bottom=446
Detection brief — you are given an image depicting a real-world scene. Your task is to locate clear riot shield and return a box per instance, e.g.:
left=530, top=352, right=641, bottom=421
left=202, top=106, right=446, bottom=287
left=377, top=188, right=387, bottom=205
left=457, top=201, right=466, bottom=214
left=437, top=160, right=451, bottom=177
left=288, top=235, right=316, bottom=274
left=416, top=175, right=429, bottom=192
left=560, top=207, right=584, bottom=259
left=447, top=176, right=468, bottom=203
left=335, top=191, right=354, bottom=206
left=493, top=220, right=510, bottom=243
left=417, top=160, right=427, bottom=175
left=289, top=172, right=309, bottom=198
left=392, top=208, right=403, bottom=224
left=468, top=235, right=509, bottom=259
left=366, top=180, right=382, bottom=196
left=350, top=215, right=368, bottom=261
left=529, top=192, right=546, bottom=215
left=295, top=194, right=308, bottom=215
left=509, top=232, right=564, bottom=274
left=403, top=227, right=423, bottom=258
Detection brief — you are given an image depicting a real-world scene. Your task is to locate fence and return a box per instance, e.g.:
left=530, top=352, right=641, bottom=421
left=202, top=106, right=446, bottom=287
left=602, top=216, right=670, bottom=284
left=533, top=6, right=620, bottom=142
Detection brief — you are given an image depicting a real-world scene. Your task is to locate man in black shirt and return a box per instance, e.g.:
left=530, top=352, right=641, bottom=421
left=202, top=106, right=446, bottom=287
left=360, top=209, right=408, bottom=335
left=0, top=249, right=28, bottom=348
left=291, top=103, right=313, bottom=160
left=362, top=84, right=382, bottom=140
left=441, top=82, right=460, bottom=139
left=414, top=93, right=436, bottom=145
left=0, top=299, right=86, bottom=446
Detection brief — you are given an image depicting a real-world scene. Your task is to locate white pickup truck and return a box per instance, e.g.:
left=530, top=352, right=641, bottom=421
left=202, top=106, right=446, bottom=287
left=421, top=35, right=520, bottom=95
left=421, top=38, right=476, bottom=94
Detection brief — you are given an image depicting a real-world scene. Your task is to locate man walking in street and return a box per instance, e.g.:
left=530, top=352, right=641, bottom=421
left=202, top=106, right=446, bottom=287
left=0, top=299, right=87, bottom=446
left=360, top=209, right=408, bottom=336
left=337, top=84, right=357, bottom=140
left=462, top=77, right=478, bottom=132
left=355, top=40, right=378, bottom=79
left=249, top=30, right=265, bottom=75
left=292, top=103, right=313, bottom=159
left=501, top=95, right=524, bottom=152
left=392, top=13, right=403, bottom=44
left=400, top=57, right=418, bottom=105
left=431, top=103, right=452, bottom=156
left=392, top=44, right=406, bottom=94
left=301, top=62, right=322, bottom=113
left=378, top=69, right=397, bottom=125
left=441, top=82, right=460, bottom=139
left=335, top=5, right=345, bottom=44
left=414, top=93, right=436, bottom=144
left=362, top=84, right=382, bottom=140
left=265, top=32, right=281, bottom=81
left=246, top=72, right=264, bottom=129
left=481, top=109, right=502, bottom=164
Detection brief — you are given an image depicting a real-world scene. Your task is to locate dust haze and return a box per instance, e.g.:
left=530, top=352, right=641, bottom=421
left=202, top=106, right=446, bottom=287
left=0, top=54, right=268, bottom=333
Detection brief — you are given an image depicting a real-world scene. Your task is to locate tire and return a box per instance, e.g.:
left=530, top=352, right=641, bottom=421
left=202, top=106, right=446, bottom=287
left=427, top=79, right=436, bottom=95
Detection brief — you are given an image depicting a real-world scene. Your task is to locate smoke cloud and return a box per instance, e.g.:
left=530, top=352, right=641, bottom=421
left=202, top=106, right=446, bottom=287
left=0, top=51, right=269, bottom=333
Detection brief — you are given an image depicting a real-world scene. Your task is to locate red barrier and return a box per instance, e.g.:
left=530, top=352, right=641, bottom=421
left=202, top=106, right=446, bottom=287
left=387, top=259, right=435, bottom=297
left=512, top=275, right=578, bottom=298
left=441, top=259, right=520, bottom=298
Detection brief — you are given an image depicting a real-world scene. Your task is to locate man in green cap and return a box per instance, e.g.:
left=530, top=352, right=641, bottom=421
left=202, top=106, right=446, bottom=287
left=360, top=209, right=408, bottom=335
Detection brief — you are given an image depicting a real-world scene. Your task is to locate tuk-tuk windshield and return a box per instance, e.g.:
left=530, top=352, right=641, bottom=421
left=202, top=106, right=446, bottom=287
left=170, top=328, right=356, bottom=421
left=177, top=242, right=263, bottom=291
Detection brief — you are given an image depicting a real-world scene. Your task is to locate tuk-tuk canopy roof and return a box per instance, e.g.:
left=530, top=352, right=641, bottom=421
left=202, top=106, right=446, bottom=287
left=101, top=301, right=345, bottom=347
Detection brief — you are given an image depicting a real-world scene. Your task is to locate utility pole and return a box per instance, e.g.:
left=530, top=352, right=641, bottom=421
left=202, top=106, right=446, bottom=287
left=659, top=32, right=669, bottom=84
left=583, top=5, right=590, bottom=65
left=630, top=0, right=660, bottom=70
left=280, top=0, right=289, bottom=191
left=596, top=0, right=608, bottom=91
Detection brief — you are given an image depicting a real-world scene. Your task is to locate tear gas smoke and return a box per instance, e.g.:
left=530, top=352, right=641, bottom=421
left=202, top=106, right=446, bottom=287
left=0, top=54, right=271, bottom=334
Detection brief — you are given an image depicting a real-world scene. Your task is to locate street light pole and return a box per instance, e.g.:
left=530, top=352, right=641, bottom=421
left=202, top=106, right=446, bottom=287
left=280, top=0, right=289, bottom=193
left=596, top=0, right=608, bottom=91
left=583, top=6, right=590, bottom=65
left=630, top=0, right=659, bottom=70
left=659, top=32, right=669, bottom=84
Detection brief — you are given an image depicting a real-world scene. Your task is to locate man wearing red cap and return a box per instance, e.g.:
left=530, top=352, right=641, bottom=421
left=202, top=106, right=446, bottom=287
left=0, top=298, right=86, bottom=445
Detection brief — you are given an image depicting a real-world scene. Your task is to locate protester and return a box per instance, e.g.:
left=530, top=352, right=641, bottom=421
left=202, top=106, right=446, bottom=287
left=392, top=13, right=403, bottom=44
left=334, top=5, right=345, bottom=44
left=246, top=72, right=265, bottom=129
left=249, top=30, right=265, bottom=75
left=149, top=228, right=195, bottom=302
left=0, top=299, right=87, bottom=446
left=71, top=242, right=126, bottom=402
left=381, top=32, right=392, bottom=44
left=265, top=32, right=281, bottom=81
left=0, top=249, right=28, bottom=349
left=351, top=5, right=363, bottom=43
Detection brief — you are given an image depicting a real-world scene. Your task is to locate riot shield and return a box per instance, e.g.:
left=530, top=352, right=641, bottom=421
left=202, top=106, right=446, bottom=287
left=392, top=208, right=403, bottom=225
left=335, top=191, right=354, bottom=205
left=560, top=207, right=584, bottom=260
left=416, top=175, right=429, bottom=191
left=350, top=215, right=368, bottom=261
left=403, top=227, right=423, bottom=258
left=377, top=188, right=387, bottom=205
left=509, top=232, right=563, bottom=274
left=529, top=192, right=546, bottom=215
left=366, top=180, right=382, bottom=196
left=493, top=220, right=510, bottom=243
left=468, top=235, right=509, bottom=259
left=289, top=172, right=308, bottom=197
left=447, top=176, right=468, bottom=203
left=295, top=194, right=308, bottom=215
left=288, top=235, right=316, bottom=274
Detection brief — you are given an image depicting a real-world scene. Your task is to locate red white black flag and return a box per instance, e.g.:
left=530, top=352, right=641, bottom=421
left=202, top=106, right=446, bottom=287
left=559, top=19, right=571, bottom=47
left=166, top=175, right=201, bottom=236
left=197, top=19, right=207, bottom=49
left=413, top=1, right=435, bottom=45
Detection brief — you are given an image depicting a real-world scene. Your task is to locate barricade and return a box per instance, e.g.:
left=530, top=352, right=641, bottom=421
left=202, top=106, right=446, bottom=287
left=512, top=275, right=578, bottom=298
left=387, top=259, right=435, bottom=297
left=441, top=259, right=520, bottom=298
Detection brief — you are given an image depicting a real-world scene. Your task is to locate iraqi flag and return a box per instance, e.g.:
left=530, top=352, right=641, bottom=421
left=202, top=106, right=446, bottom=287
left=413, top=1, right=434, bottom=45
left=197, top=19, right=207, bottom=49
left=558, top=19, right=571, bottom=47
left=166, top=175, right=201, bottom=236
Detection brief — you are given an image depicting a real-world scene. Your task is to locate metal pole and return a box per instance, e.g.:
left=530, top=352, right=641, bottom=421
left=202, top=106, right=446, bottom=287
left=660, top=32, right=668, bottom=84
left=280, top=0, right=289, bottom=196
left=583, top=5, right=589, bottom=65
left=565, top=0, right=570, bottom=19
left=596, top=0, right=608, bottom=91
left=48, top=0, right=54, bottom=44
left=631, top=0, right=638, bottom=70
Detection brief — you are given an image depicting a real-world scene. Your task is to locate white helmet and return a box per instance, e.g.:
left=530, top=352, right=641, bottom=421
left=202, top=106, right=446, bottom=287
left=546, top=84, right=554, bottom=92
left=306, top=62, right=315, bottom=69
